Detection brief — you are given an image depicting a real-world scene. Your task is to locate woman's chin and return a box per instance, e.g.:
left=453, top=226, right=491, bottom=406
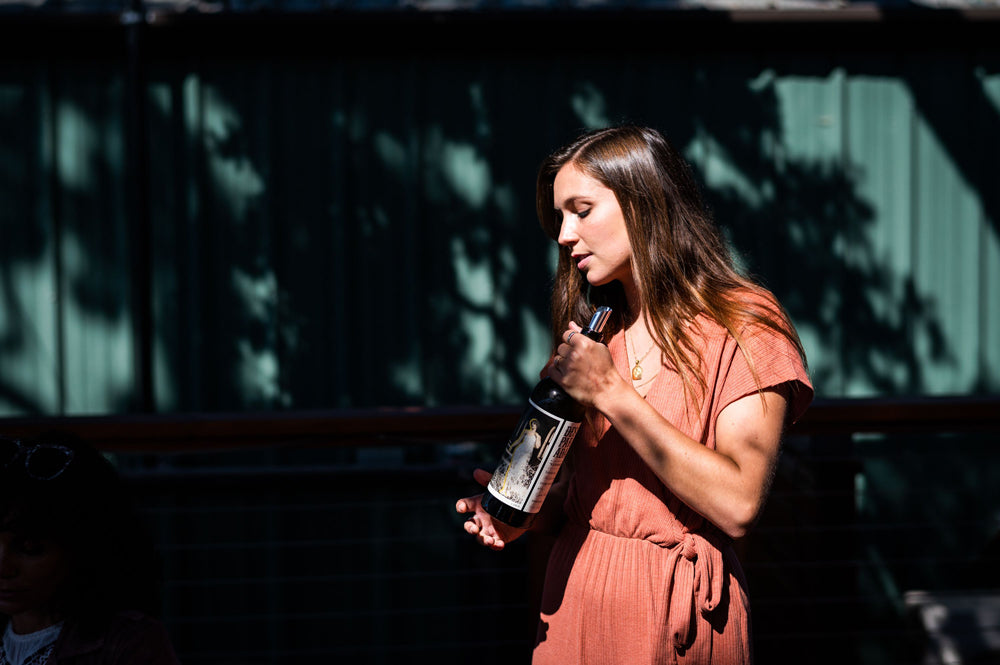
left=585, top=273, right=617, bottom=288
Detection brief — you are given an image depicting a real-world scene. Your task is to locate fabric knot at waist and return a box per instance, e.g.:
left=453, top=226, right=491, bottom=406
left=656, top=525, right=727, bottom=661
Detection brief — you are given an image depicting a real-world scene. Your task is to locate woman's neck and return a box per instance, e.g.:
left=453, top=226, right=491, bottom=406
left=9, top=610, right=63, bottom=635
left=621, top=273, right=641, bottom=318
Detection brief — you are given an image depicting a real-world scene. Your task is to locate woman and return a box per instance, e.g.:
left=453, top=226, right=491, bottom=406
left=0, top=433, right=181, bottom=665
left=456, top=125, right=812, bottom=663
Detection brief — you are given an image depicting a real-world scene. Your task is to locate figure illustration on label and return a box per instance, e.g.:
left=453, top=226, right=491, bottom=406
left=492, top=411, right=559, bottom=505
left=498, top=418, right=549, bottom=493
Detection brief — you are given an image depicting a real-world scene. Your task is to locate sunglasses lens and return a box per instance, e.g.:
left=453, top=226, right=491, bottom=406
left=0, top=438, right=21, bottom=469
left=26, top=446, right=74, bottom=480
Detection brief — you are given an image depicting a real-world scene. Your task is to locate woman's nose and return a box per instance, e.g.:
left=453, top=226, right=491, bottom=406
left=557, top=217, right=578, bottom=247
left=0, top=548, right=15, bottom=579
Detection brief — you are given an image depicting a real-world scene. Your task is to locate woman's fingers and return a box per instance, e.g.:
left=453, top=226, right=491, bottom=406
left=563, top=321, right=583, bottom=343
left=457, top=469, right=522, bottom=550
left=557, top=321, right=586, bottom=365
left=456, top=469, right=492, bottom=516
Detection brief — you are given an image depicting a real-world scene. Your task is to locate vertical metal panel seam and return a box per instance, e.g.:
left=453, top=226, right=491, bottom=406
left=125, top=17, right=155, bottom=412
left=415, top=60, right=434, bottom=406
left=974, top=62, right=993, bottom=389
left=839, top=65, right=850, bottom=398
left=45, top=62, right=67, bottom=415
left=193, top=70, right=212, bottom=408
left=908, top=59, right=920, bottom=387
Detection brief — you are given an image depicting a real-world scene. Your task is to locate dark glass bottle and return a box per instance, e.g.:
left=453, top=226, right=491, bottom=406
left=482, top=307, right=612, bottom=528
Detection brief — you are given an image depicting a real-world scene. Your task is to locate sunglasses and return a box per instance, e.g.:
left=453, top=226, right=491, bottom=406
left=0, top=437, right=76, bottom=481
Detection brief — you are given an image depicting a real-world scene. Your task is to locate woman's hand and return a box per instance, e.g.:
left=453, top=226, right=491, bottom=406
left=549, top=321, right=628, bottom=410
left=455, top=468, right=528, bottom=551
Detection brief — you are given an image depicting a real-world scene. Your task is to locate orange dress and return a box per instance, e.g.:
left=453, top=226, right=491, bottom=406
left=533, top=316, right=813, bottom=665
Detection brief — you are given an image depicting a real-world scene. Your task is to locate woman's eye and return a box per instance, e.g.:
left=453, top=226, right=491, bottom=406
left=577, top=209, right=591, bottom=219
left=18, top=539, right=45, bottom=556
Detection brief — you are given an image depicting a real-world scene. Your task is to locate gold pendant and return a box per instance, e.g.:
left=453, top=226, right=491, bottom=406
left=632, top=363, right=643, bottom=381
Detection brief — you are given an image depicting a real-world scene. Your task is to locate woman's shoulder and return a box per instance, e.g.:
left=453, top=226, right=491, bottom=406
left=54, top=611, right=180, bottom=665
left=94, top=611, right=181, bottom=664
left=734, top=285, right=789, bottom=322
left=686, top=286, right=786, bottom=333
left=709, top=285, right=799, bottom=349
left=726, top=287, right=813, bottom=420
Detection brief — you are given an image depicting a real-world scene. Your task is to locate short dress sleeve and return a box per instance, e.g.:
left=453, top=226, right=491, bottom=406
left=715, top=321, right=814, bottom=425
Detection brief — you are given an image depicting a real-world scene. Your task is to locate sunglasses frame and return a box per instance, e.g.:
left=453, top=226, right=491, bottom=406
left=0, top=437, right=76, bottom=481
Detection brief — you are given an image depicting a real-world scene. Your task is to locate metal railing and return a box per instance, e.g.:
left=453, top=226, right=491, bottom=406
left=2, top=396, right=999, bottom=665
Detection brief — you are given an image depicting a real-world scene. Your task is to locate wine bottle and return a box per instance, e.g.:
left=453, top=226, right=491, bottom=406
left=482, top=306, right=612, bottom=528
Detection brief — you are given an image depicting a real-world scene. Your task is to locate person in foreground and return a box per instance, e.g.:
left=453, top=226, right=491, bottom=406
left=0, top=432, right=181, bottom=665
left=456, top=125, right=813, bottom=664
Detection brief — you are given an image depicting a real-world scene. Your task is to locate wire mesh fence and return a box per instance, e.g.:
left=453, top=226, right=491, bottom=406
left=4, top=399, right=999, bottom=664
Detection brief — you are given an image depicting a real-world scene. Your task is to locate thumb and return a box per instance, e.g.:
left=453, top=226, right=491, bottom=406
left=472, top=468, right=493, bottom=487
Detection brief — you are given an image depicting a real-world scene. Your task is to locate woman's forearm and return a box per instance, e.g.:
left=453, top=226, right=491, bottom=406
left=593, top=381, right=786, bottom=539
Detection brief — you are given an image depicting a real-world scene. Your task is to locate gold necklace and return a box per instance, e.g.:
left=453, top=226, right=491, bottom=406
left=627, top=329, right=657, bottom=381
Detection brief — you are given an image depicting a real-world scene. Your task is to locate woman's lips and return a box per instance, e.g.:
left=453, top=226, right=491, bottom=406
left=575, top=254, right=592, bottom=270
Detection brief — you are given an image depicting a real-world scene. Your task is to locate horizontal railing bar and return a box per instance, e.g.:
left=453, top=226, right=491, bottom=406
left=1, top=396, right=997, bottom=453
left=166, top=602, right=531, bottom=625
left=164, top=568, right=524, bottom=587
left=175, top=638, right=533, bottom=660
left=0, top=405, right=521, bottom=451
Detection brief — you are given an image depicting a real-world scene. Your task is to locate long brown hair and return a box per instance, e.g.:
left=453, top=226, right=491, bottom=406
left=536, top=125, right=806, bottom=405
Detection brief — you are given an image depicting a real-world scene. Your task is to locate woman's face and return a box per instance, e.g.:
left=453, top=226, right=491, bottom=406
left=0, top=528, right=72, bottom=633
left=553, top=163, right=633, bottom=289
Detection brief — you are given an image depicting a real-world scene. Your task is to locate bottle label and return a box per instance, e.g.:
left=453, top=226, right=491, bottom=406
left=487, top=399, right=580, bottom=515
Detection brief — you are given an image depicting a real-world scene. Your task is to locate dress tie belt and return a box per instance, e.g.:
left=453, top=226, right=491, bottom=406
left=658, top=530, right=726, bottom=662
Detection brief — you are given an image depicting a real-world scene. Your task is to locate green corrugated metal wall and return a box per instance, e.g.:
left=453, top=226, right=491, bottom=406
left=1, top=43, right=998, bottom=415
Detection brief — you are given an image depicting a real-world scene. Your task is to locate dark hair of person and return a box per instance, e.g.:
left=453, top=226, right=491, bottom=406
left=536, top=125, right=807, bottom=406
left=0, top=431, right=162, bottom=637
